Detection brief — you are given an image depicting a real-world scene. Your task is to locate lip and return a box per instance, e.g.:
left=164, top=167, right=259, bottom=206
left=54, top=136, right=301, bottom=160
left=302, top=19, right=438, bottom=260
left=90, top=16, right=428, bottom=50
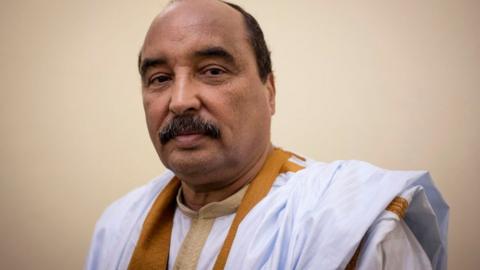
left=172, top=133, right=205, bottom=148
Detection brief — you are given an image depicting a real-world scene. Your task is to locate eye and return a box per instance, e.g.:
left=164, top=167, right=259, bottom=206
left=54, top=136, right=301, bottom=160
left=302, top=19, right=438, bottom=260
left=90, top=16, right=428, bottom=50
left=149, top=74, right=171, bottom=86
left=202, top=65, right=228, bottom=77
left=205, top=67, right=225, bottom=76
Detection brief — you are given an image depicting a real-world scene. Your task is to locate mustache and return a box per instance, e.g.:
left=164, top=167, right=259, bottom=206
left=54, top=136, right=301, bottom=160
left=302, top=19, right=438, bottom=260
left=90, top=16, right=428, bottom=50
left=159, top=115, right=221, bottom=145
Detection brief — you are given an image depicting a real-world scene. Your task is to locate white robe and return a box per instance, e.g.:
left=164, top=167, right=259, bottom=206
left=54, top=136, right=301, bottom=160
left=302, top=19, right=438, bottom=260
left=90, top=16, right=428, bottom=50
left=86, top=158, right=448, bottom=270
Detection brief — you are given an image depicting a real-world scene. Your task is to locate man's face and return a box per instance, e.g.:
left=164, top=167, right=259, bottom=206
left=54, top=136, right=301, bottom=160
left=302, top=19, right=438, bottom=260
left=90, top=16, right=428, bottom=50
left=139, top=0, right=275, bottom=190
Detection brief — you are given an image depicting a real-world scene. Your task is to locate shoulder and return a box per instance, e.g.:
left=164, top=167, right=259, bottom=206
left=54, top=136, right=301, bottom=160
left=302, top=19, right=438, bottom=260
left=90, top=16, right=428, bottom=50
left=94, top=170, right=175, bottom=233
left=298, top=157, right=448, bottom=236
left=283, top=156, right=448, bottom=269
left=85, top=171, right=174, bottom=270
left=281, top=158, right=425, bottom=209
left=292, top=157, right=441, bottom=206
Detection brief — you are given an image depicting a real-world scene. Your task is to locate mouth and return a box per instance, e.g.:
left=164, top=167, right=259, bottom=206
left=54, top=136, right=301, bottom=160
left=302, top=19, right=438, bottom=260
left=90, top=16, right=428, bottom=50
left=172, top=133, right=206, bottom=149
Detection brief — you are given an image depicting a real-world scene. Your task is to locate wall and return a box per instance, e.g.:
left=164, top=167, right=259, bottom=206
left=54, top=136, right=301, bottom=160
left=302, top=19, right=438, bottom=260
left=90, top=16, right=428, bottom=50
left=0, top=0, right=478, bottom=269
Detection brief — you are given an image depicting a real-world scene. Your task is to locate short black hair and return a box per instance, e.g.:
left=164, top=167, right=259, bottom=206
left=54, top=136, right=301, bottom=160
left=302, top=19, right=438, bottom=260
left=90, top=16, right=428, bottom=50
left=138, top=0, right=272, bottom=83
left=221, top=1, right=272, bottom=82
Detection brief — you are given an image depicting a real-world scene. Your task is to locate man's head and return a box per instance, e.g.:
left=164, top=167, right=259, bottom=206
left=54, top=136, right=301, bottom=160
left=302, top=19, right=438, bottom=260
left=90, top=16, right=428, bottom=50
left=139, top=0, right=276, bottom=191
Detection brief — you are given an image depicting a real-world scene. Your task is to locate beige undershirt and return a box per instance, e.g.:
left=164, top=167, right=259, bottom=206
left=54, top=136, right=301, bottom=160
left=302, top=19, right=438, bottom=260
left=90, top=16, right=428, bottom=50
left=173, top=184, right=249, bottom=270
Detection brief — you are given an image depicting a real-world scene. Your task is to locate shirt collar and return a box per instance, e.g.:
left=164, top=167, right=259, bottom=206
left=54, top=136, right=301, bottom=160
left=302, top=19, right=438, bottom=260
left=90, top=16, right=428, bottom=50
left=176, top=183, right=249, bottom=219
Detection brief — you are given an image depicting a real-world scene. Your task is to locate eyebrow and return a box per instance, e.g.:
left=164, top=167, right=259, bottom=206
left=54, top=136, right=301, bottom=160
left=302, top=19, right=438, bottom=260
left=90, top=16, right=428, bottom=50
left=193, top=46, right=236, bottom=65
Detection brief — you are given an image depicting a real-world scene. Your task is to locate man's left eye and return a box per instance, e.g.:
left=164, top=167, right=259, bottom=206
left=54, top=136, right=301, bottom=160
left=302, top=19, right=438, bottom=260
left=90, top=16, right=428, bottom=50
left=204, top=67, right=226, bottom=76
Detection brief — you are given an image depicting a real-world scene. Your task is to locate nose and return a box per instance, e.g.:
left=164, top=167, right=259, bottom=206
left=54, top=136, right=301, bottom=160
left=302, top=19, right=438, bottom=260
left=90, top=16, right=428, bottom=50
left=169, top=75, right=201, bottom=115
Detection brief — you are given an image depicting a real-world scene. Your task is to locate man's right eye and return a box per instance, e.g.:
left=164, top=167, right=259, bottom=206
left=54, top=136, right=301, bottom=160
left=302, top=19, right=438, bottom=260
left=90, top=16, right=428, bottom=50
left=149, top=74, right=171, bottom=86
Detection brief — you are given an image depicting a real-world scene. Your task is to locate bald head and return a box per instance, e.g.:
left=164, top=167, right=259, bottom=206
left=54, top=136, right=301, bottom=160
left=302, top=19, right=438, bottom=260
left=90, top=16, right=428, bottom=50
left=139, top=0, right=271, bottom=82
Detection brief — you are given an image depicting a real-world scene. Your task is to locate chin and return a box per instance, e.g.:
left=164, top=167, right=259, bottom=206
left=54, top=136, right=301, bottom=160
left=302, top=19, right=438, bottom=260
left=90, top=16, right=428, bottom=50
left=163, top=148, right=219, bottom=177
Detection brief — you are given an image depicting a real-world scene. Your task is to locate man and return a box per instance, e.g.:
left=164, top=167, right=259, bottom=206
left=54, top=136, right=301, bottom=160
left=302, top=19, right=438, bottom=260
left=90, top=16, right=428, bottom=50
left=86, top=0, right=448, bottom=269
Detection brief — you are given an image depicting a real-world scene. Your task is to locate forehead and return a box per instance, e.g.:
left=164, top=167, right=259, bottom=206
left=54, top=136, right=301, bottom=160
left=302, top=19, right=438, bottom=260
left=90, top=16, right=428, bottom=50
left=141, top=0, right=250, bottom=61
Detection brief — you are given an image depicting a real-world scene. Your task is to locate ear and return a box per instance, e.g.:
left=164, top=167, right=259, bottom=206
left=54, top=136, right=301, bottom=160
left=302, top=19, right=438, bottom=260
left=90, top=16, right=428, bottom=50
left=265, top=73, right=276, bottom=115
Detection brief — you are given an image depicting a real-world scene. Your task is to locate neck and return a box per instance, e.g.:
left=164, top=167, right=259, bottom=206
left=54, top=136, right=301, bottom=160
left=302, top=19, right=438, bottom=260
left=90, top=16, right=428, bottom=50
left=181, top=144, right=273, bottom=211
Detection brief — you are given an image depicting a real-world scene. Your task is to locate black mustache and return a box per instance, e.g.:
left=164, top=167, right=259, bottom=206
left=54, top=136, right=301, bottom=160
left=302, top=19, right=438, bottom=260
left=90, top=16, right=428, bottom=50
left=159, top=115, right=221, bottom=145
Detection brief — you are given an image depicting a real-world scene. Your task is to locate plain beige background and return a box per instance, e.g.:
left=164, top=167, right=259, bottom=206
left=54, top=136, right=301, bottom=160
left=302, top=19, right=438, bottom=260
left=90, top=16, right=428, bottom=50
left=1, top=0, right=478, bottom=269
